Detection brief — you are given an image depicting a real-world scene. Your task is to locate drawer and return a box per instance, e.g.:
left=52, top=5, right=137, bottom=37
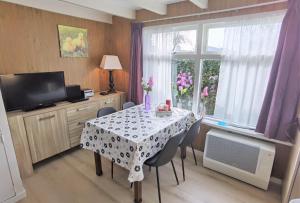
left=69, top=127, right=83, bottom=147
left=68, top=120, right=85, bottom=132
left=100, top=96, right=120, bottom=110
left=66, top=103, right=99, bottom=122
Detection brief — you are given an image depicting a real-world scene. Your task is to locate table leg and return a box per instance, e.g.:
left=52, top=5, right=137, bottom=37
left=94, top=152, right=103, bottom=176
left=134, top=181, right=142, bottom=203
left=180, top=146, right=187, bottom=159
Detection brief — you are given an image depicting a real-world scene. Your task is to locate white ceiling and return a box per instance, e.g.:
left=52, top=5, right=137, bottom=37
left=3, top=0, right=208, bottom=24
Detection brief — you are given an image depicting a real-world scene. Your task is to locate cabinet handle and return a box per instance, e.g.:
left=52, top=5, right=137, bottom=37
left=77, top=107, right=89, bottom=112
left=78, top=121, right=85, bottom=126
left=39, top=115, right=55, bottom=121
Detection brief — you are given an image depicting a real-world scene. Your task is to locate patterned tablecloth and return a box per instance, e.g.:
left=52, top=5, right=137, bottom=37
left=80, top=105, right=196, bottom=182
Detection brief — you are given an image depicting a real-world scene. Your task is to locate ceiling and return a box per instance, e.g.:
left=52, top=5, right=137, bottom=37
left=3, top=0, right=208, bottom=23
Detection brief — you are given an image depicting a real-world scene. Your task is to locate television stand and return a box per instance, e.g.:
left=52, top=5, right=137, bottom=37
left=23, top=103, right=56, bottom=112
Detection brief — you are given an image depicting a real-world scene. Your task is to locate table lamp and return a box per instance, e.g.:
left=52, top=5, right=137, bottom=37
left=100, top=55, right=122, bottom=93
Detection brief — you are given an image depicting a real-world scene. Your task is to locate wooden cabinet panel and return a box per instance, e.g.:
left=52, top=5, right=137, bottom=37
left=24, top=109, right=70, bottom=163
left=8, top=115, right=33, bottom=178
left=66, top=102, right=99, bottom=122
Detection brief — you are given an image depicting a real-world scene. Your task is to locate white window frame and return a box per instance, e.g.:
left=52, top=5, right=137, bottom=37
left=148, top=10, right=285, bottom=120
left=172, top=23, right=223, bottom=114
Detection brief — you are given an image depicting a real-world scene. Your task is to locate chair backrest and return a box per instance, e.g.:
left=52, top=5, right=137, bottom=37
left=155, top=130, right=185, bottom=166
left=180, top=119, right=201, bottom=147
left=97, top=107, right=116, bottom=118
left=123, top=101, right=135, bottom=110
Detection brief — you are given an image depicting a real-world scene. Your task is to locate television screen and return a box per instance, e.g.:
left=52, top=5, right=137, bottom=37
left=0, top=71, right=67, bottom=111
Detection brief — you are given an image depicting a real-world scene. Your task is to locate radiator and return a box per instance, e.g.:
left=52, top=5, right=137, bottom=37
left=203, top=129, right=275, bottom=190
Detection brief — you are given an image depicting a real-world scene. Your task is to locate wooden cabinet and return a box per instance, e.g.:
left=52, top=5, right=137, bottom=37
left=7, top=92, right=126, bottom=178
left=24, top=109, right=70, bottom=163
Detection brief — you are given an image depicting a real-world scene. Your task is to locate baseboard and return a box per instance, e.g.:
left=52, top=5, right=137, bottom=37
left=4, top=188, right=26, bottom=203
left=270, top=176, right=283, bottom=185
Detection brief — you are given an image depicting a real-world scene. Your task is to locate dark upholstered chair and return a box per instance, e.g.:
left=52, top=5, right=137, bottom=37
left=179, top=119, right=201, bottom=181
left=122, top=101, right=135, bottom=110
left=144, top=130, right=185, bottom=203
left=97, top=107, right=117, bottom=179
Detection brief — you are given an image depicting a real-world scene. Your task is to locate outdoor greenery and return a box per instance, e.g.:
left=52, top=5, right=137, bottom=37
left=201, top=60, right=220, bottom=115
left=174, top=59, right=195, bottom=110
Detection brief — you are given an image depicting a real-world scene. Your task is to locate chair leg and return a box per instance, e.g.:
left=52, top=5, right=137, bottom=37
left=111, top=161, right=114, bottom=179
left=181, top=158, right=185, bottom=181
left=156, top=167, right=162, bottom=203
left=130, top=182, right=133, bottom=188
left=171, top=160, right=179, bottom=185
left=191, top=145, right=197, bottom=165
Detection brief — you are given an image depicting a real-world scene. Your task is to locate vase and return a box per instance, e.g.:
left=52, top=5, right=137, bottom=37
left=145, top=93, right=151, bottom=111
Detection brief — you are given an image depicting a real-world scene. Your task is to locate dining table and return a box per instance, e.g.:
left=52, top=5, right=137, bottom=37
left=80, top=104, right=196, bottom=203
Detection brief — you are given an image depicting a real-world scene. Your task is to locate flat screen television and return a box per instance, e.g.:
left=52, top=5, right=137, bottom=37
left=0, top=71, right=67, bottom=111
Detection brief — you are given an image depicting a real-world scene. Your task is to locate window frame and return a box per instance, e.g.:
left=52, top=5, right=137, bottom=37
left=172, top=23, right=223, bottom=114
left=149, top=10, right=285, bottom=123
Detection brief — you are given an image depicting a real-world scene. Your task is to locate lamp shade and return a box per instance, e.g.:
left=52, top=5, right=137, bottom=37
left=100, top=55, right=122, bottom=70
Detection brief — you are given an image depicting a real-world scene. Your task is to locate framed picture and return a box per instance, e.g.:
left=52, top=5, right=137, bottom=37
left=58, top=25, right=88, bottom=57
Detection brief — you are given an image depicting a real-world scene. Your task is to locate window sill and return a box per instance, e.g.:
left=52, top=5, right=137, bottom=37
left=202, top=117, right=293, bottom=147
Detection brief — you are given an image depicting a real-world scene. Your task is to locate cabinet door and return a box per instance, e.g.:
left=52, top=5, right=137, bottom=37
left=0, top=134, right=15, bottom=201
left=25, top=109, right=70, bottom=163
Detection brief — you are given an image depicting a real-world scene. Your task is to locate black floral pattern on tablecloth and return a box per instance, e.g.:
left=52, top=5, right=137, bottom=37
left=80, top=105, right=196, bottom=182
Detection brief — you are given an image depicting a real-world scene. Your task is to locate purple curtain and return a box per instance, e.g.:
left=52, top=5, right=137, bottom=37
left=256, top=0, right=300, bottom=141
left=129, top=22, right=144, bottom=104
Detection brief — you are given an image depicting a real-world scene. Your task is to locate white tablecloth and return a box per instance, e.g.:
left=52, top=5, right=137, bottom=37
left=80, top=105, right=195, bottom=182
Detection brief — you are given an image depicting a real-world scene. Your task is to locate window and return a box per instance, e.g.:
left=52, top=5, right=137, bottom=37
left=200, top=60, right=220, bottom=115
left=172, top=59, right=196, bottom=111
left=143, top=12, right=284, bottom=129
left=203, top=26, right=225, bottom=54
left=173, top=30, right=197, bottom=53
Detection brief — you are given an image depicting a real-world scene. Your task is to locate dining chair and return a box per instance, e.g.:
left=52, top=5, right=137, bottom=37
left=122, top=101, right=135, bottom=109
left=179, top=118, right=201, bottom=181
left=97, top=107, right=117, bottom=179
left=144, top=130, right=185, bottom=203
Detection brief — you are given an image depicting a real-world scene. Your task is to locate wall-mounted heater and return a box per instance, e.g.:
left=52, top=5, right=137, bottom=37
left=203, top=129, right=275, bottom=190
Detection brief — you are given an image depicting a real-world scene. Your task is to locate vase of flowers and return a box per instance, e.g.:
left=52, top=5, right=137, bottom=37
left=142, top=76, right=153, bottom=111
left=199, top=86, right=209, bottom=117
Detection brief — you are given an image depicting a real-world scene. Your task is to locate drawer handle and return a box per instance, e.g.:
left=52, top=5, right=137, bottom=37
left=39, top=115, right=55, bottom=121
left=77, top=107, right=89, bottom=112
left=77, top=121, right=85, bottom=126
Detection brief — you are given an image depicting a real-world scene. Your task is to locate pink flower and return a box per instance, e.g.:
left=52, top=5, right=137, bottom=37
left=201, top=86, right=209, bottom=97
left=147, top=76, right=153, bottom=88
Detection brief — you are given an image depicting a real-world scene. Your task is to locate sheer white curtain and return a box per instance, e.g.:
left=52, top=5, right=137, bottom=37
left=143, top=27, right=175, bottom=106
left=214, top=14, right=283, bottom=128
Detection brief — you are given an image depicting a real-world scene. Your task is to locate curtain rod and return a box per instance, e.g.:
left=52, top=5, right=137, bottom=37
left=142, top=0, right=288, bottom=23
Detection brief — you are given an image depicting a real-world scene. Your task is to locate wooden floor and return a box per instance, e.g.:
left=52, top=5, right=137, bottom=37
left=19, top=148, right=282, bottom=203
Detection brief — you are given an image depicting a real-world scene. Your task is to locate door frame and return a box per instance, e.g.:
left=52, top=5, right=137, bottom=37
left=0, top=91, right=26, bottom=202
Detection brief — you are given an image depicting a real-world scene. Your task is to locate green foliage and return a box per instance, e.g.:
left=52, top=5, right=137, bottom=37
left=201, top=60, right=220, bottom=115
left=175, top=59, right=195, bottom=98
left=172, top=59, right=195, bottom=110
